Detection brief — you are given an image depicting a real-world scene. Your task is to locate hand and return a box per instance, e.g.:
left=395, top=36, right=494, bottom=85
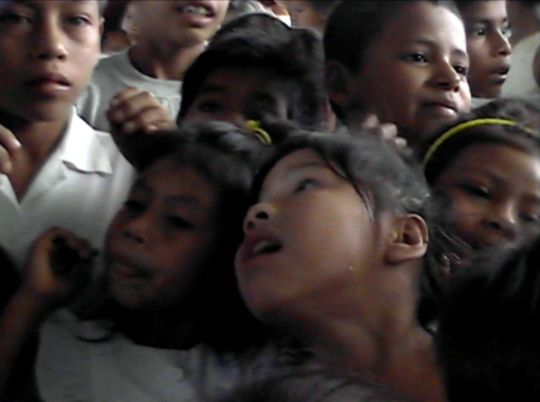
left=0, top=125, right=21, bottom=175
left=106, top=88, right=176, bottom=166
left=357, top=113, right=409, bottom=152
left=21, top=227, right=96, bottom=311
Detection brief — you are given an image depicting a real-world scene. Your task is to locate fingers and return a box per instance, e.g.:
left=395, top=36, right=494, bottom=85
left=0, top=125, right=21, bottom=175
left=107, top=88, right=175, bottom=135
left=356, top=113, right=410, bottom=153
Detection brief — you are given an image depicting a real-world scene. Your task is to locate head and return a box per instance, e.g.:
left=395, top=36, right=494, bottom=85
left=286, top=0, right=338, bottom=31
left=134, top=0, right=230, bottom=48
left=324, top=0, right=471, bottom=147
left=422, top=106, right=540, bottom=254
left=436, top=234, right=540, bottom=401
left=0, top=0, right=103, bottom=125
left=104, top=122, right=266, bottom=345
left=455, top=0, right=511, bottom=98
left=179, top=27, right=326, bottom=130
left=235, top=129, right=430, bottom=329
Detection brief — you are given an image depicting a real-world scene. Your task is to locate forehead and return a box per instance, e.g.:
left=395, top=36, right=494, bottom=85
left=139, top=158, right=217, bottom=209
left=458, top=0, right=508, bottom=21
left=374, top=2, right=467, bottom=54
left=441, top=142, right=540, bottom=189
left=263, top=149, right=327, bottom=182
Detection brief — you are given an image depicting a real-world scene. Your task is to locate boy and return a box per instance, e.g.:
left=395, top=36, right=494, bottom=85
left=0, top=0, right=135, bottom=271
left=78, top=0, right=230, bottom=132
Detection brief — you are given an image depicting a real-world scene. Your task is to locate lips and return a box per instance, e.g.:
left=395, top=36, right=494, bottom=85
left=175, top=1, right=215, bottom=18
left=107, top=253, right=150, bottom=281
left=237, top=231, right=283, bottom=266
left=490, top=64, right=511, bottom=84
left=421, top=98, right=459, bottom=118
left=26, top=72, right=71, bottom=87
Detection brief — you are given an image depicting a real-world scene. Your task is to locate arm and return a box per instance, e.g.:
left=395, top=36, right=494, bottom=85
left=0, top=227, right=96, bottom=398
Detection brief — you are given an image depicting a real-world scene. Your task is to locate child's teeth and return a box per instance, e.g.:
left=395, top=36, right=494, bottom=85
left=183, top=5, right=209, bottom=16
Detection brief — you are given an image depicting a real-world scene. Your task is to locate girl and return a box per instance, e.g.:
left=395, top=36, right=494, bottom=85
left=422, top=101, right=540, bottom=257
left=454, top=0, right=512, bottom=100
left=286, top=0, right=338, bottom=32
left=234, top=129, right=449, bottom=402
left=324, top=0, right=471, bottom=148
left=32, top=122, right=269, bottom=401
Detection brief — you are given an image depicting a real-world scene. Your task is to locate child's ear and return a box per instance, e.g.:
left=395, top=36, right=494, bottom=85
left=385, top=214, right=428, bottom=265
left=325, top=60, right=352, bottom=114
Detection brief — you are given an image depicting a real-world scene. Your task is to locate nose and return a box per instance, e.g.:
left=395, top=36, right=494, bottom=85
left=491, top=30, right=511, bottom=57
left=121, top=213, right=151, bottom=245
left=31, top=18, right=68, bottom=61
left=243, top=202, right=275, bottom=232
left=483, top=202, right=518, bottom=241
left=433, top=60, right=462, bottom=92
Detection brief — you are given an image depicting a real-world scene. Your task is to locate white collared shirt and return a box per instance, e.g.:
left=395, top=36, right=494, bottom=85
left=0, top=110, right=135, bottom=270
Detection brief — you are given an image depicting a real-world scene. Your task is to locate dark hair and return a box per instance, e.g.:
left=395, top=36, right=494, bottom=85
left=252, top=129, right=430, bottom=217
left=421, top=100, right=540, bottom=185
left=324, top=0, right=459, bottom=72
left=102, top=122, right=271, bottom=351
left=178, top=28, right=326, bottom=130
left=213, top=12, right=291, bottom=43
left=435, top=235, right=540, bottom=401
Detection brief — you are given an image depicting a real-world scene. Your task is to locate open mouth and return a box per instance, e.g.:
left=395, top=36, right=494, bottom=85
left=176, top=4, right=214, bottom=17
left=251, top=240, right=282, bottom=256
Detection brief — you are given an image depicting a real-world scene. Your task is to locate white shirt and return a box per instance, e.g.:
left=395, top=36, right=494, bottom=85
left=0, top=111, right=135, bottom=270
left=77, top=48, right=182, bottom=132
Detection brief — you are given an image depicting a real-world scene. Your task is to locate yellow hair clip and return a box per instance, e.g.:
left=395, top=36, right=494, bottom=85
left=245, top=120, right=272, bottom=146
left=422, top=118, right=518, bottom=167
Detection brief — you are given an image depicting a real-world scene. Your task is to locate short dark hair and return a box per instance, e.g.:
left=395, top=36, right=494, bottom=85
left=324, top=0, right=459, bottom=72
left=178, top=28, right=326, bottom=130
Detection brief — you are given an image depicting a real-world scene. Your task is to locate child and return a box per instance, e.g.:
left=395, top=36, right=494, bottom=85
left=454, top=0, right=512, bottom=100
left=35, top=122, right=270, bottom=401
left=286, top=0, right=338, bottom=32
left=324, top=0, right=471, bottom=148
left=178, top=24, right=328, bottom=131
left=234, top=129, right=448, bottom=402
left=422, top=103, right=540, bottom=257
left=435, top=234, right=540, bottom=401
left=77, top=0, right=230, bottom=132
left=0, top=0, right=135, bottom=272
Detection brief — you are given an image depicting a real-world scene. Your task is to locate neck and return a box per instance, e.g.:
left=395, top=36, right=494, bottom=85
left=281, top=270, right=446, bottom=402
left=129, top=40, right=206, bottom=81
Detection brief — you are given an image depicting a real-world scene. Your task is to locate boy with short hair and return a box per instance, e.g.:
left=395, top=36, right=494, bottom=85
left=0, top=0, right=135, bottom=271
left=78, top=0, right=230, bottom=132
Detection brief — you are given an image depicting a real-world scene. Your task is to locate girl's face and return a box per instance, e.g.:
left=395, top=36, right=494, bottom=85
left=435, top=143, right=540, bottom=250
left=459, top=0, right=511, bottom=98
left=0, top=0, right=101, bottom=124
left=346, top=1, right=471, bottom=144
left=235, top=149, right=394, bottom=323
left=105, top=159, right=220, bottom=311
left=183, top=66, right=293, bottom=127
left=287, top=0, right=325, bottom=31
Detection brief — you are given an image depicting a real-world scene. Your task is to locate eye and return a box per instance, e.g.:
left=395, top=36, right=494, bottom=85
left=66, top=15, right=92, bottom=26
left=470, top=26, right=486, bottom=36
left=461, top=183, right=491, bottom=199
left=0, top=11, right=32, bottom=25
left=294, top=178, right=319, bottom=193
left=501, top=26, right=512, bottom=38
left=123, top=199, right=145, bottom=212
left=404, top=52, right=428, bottom=63
left=166, top=215, right=195, bottom=230
left=196, top=99, right=224, bottom=115
left=453, top=64, right=468, bottom=77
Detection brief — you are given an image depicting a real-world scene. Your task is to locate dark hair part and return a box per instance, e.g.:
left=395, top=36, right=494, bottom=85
left=178, top=28, right=326, bottom=130
left=422, top=100, right=540, bottom=185
left=435, top=235, right=540, bottom=401
left=213, top=11, right=291, bottom=43
left=107, top=122, right=270, bottom=351
left=324, top=0, right=459, bottom=72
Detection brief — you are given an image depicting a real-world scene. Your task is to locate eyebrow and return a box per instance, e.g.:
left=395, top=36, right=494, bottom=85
left=412, top=38, right=468, bottom=59
left=461, top=167, right=540, bottom=199
left=197, top=83, right=228, bottom=96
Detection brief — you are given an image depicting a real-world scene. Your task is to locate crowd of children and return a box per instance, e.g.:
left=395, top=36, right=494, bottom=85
left=1, top=0, right=540, bottom=401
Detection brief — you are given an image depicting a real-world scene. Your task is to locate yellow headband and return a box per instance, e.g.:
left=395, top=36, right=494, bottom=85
left=245, top=120, right=273, bottom=146
left=422, top=118, right=519, bottom=167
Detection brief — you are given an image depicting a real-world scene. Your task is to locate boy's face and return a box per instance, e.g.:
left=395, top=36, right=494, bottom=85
left=459, top=0, right=511, bottom=98
left=105, top=159, right=220, bottom=311
left=337, top=2, right=471, bottom=145
left=235, top=149, right=395, bottom=324
left=0, top=1, right=101, bottom=124
left=182, top=66, right=294, bottom=127
left=435, top=143, right=540, bottom=251
left=136, top=1, right=229, bottom=48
